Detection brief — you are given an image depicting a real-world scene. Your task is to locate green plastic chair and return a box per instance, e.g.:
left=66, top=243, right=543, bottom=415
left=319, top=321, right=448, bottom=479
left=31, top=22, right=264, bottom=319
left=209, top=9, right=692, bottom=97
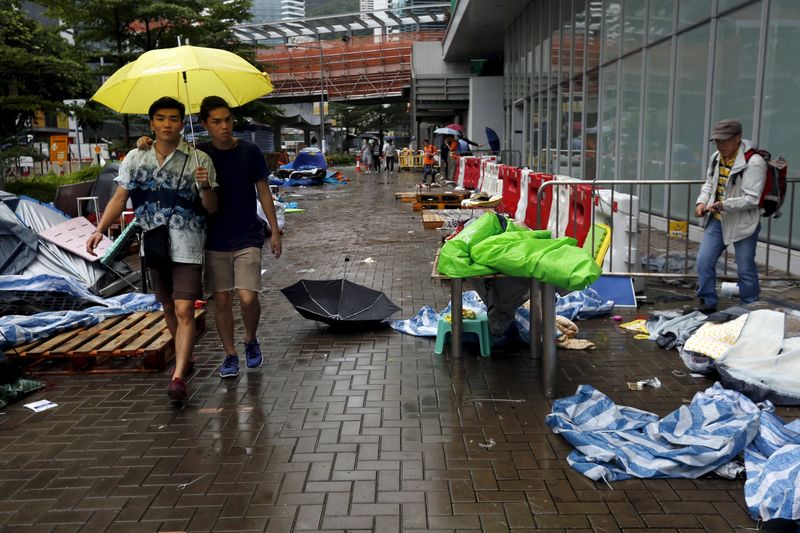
left=434, top=314, right=491, bottom=357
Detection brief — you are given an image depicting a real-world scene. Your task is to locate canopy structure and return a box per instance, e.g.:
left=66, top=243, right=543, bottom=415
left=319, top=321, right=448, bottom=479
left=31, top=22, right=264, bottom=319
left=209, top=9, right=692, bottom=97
left=232, top=3, right=450, bottom=42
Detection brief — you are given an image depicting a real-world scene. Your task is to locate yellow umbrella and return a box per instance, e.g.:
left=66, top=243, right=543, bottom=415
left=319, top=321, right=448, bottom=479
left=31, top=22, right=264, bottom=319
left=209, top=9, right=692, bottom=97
left=91, top=45, right=273, bottom=115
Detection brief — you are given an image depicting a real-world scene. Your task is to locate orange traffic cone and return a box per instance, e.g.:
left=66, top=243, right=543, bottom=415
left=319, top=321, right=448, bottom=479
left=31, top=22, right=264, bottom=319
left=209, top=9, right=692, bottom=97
left=355, top=156, right=362, bottom=173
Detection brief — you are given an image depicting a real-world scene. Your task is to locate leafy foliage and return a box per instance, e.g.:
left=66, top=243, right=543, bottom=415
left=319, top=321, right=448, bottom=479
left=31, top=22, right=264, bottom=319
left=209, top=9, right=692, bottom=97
left=330, top=102, right=408, bottom=135
left=0, top=0, right=93, bottom=138
left=5, top=165, right=102, bottom=203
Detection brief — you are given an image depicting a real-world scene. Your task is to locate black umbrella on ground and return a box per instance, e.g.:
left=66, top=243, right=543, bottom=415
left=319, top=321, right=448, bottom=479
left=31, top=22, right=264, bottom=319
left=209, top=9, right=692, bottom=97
left=281, top=278, right=401, bottom=329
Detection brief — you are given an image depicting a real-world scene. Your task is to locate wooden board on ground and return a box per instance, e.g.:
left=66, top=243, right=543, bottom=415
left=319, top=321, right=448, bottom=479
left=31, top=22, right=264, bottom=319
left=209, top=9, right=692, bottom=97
left=421, top=209, right=492, bottom=230
left=394, top=191, right=416, bottom=203
left=11, top=309, right=206, bottom=373
left=422, top=212, right=445, bottom=229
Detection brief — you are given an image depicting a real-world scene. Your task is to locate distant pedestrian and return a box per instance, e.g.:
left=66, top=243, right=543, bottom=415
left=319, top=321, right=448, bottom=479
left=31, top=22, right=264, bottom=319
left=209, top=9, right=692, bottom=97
left=383, top=139, right=397, bottom=172
left=458, top=136, right=470, bottom=155
left=361, top=139, right=373, bottom=173
left=422, top=139, right=436, bottom=184
left=371, top=140, right=381, bottom=172
left=439, top=136, right=451, bottom=178
left=694, top=119, right=766, bottom=313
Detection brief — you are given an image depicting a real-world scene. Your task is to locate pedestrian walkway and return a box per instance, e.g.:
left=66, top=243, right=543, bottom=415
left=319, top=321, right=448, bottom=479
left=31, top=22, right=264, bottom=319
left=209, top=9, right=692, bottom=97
left=0, top=167, right=797, bottom=532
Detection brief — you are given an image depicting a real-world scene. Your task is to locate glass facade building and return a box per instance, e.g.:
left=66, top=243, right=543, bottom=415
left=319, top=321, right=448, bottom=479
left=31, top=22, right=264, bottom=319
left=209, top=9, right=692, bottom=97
left=504, top=0, right=800, bottom=247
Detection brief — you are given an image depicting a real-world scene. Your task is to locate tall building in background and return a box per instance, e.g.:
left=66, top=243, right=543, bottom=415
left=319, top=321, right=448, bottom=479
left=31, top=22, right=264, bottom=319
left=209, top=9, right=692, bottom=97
left=250, top=0, right=305, bottom=23
left=282, top=0, right=305, bottom=19
left=389, top=0, right=446, bottom=31
left=361, top=0, right=389, bottom=34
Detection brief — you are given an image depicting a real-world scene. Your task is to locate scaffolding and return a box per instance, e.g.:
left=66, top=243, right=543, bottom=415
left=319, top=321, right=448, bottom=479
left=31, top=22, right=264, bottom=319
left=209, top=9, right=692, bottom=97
left=256, top=32, right=443, bottom=101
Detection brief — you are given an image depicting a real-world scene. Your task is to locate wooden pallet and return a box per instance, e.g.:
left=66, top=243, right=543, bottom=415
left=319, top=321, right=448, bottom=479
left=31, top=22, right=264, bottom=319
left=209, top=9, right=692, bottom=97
left=11, top=309, right=206, bottom=373
left=416, top=191, right=469, bottom=203
left=394, top=191, right=416, bottom=203
left=413, top=201, right=463, bottom=211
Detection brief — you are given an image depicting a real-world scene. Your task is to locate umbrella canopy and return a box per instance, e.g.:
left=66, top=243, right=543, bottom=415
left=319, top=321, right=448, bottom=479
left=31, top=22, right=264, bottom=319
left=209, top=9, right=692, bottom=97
left=281, top=279, right=401, bottom=329
left=434, top=127, right=460, bottom=136
left=486, top=127, right=500, bottom=151
left=91, top=45, right=273, bottom=115
left=445, top=123, right=464, bottom=132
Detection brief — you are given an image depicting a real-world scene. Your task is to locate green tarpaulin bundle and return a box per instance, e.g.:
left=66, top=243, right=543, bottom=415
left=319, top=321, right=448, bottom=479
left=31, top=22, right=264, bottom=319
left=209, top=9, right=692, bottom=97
left=437, top=212, right=602, bottom=291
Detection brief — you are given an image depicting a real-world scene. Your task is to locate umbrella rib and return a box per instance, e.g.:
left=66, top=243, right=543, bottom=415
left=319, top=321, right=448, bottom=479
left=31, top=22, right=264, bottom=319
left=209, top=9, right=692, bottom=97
left=302, top=280, right=339, bottom=319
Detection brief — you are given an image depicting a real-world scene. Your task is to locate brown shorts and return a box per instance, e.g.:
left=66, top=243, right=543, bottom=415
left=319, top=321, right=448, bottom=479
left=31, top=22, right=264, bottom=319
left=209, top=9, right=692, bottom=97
left=148, top=263, right=202, bottom=303
left=205, top=247, right=263, bottom=293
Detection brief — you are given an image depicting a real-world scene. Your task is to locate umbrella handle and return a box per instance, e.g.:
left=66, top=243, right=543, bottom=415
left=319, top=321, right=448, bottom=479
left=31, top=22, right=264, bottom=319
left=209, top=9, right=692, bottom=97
left=182, top=71, right=201, bottom=169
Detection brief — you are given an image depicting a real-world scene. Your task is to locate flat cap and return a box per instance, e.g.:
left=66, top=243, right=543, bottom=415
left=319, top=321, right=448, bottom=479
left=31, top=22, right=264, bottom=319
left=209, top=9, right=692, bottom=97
left=710, top=119, right=742, bottom=141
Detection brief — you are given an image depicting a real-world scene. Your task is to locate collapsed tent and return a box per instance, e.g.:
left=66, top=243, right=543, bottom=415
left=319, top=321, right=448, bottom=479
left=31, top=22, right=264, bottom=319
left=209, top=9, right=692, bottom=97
left=0, top=192, right=139, bottom=296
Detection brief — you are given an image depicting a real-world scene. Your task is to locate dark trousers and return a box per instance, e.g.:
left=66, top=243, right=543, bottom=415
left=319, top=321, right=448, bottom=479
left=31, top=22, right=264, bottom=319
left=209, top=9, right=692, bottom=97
left=385, top=156, right=395, bottom=172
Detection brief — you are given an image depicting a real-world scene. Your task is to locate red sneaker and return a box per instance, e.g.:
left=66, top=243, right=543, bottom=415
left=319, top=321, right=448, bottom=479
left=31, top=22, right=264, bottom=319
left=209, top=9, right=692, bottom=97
left=167, top=377, right=187, bottom=402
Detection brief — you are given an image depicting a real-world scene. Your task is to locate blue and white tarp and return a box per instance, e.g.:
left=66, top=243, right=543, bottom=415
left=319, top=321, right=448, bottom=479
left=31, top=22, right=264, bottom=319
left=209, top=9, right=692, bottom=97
left=745, top=411, right=800, bottom=521
left=555, top=288, right=615, bottom=321
left=388, top=291, right=485, bottom=337
left=0, top=274, right=161, bottom=349
left=547, top=382, right=800, bottom=521
left=515, top=288, right=614, bottom=343
left=546, top=383, right=761, bottom=481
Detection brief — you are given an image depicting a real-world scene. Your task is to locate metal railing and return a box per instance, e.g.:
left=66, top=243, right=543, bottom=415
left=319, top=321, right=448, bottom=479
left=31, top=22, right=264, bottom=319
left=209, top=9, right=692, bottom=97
left=535, top=178, right=800, bottom=281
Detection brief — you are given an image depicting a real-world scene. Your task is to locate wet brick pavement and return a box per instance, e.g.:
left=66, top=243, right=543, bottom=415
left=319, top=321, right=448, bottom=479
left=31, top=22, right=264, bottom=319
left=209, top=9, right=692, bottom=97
left=1, top=167, right=799, bottom=532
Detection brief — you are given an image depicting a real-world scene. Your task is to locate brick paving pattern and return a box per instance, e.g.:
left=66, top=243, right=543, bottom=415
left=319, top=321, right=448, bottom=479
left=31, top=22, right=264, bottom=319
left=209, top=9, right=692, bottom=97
left=1, top=168, right=799, bottom=532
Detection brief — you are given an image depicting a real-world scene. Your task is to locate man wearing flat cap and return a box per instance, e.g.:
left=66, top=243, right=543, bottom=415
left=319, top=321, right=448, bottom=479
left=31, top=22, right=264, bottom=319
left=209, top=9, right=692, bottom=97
left=694, top=119, right=766, bottom=313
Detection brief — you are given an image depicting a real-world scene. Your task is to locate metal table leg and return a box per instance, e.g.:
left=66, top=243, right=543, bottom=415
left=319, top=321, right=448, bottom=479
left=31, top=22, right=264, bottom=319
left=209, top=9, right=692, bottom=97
left=450, top=278, right=463, bottom=359
left=530, top=279, right=542, bottom=359
left=541, top=283, right=557, bottom=398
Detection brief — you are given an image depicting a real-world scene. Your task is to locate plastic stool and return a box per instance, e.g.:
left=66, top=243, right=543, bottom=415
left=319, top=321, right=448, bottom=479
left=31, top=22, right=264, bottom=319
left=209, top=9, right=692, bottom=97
left=434, top=315, right=491, bottom=357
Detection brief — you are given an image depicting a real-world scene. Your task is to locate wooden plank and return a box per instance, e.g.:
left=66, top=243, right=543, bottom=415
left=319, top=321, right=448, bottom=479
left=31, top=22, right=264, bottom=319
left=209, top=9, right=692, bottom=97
left=26, top=316, right=127, bottom=356
left=93, top=312, right=164, bottom=355
left=141, top=330, right=174, bottom=355
left=78, top=312, right=149, bottom=353
left=117, top=325, right=166, bottom=355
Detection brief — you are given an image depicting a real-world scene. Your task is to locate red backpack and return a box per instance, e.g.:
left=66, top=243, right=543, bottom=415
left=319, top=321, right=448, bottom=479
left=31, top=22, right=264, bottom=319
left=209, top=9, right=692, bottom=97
left=724, top=148, right=788, bottom=218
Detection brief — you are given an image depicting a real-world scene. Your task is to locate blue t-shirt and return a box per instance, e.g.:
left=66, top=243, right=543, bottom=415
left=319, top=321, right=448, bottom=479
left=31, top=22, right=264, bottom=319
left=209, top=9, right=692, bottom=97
left=197, top=140, right=269, bottom=252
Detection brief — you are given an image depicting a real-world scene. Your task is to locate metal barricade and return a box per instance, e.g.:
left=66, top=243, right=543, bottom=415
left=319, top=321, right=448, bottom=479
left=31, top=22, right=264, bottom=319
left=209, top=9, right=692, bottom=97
left=398, top=152, right=425, bottom=171
left=465, top=149, right=523, bottom=167
left=536, top=178, right=800, bottom=281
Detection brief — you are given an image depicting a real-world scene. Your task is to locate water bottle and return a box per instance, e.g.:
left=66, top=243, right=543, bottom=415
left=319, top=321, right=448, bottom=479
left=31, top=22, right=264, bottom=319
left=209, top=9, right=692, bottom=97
left=720, top=282, right=739, bottom=298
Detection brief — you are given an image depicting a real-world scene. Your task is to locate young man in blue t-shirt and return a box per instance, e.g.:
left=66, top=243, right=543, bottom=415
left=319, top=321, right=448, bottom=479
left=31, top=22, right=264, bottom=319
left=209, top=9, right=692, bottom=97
left=197, top=97, right=282, bottom=377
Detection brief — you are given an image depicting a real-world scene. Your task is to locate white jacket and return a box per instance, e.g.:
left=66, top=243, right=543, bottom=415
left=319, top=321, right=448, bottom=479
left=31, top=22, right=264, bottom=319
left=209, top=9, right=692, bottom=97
left=696, top=139, right=766, bottom=245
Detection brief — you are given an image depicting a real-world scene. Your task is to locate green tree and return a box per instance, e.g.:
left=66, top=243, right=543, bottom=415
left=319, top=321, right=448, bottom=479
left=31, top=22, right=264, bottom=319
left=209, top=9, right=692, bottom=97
left=330, top=102, right=408, bottom=135
left=0, top=0, right=94, bottom=186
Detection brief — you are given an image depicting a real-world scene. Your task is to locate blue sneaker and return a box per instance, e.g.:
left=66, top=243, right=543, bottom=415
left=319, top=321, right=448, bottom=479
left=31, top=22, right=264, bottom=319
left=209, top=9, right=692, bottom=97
left=218, top=355, right=239, bottom=378
left=244, top=339, right=263, bottom=369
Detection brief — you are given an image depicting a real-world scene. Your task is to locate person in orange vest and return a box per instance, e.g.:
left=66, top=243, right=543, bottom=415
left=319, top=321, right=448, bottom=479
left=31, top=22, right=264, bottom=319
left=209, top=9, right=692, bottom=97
left=422, top=139, right=436, bottom=184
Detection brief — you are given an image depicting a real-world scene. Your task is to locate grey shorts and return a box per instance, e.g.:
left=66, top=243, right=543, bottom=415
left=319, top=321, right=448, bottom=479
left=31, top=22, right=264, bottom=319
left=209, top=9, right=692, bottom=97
left=205, top=247, right=263, bottom=293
